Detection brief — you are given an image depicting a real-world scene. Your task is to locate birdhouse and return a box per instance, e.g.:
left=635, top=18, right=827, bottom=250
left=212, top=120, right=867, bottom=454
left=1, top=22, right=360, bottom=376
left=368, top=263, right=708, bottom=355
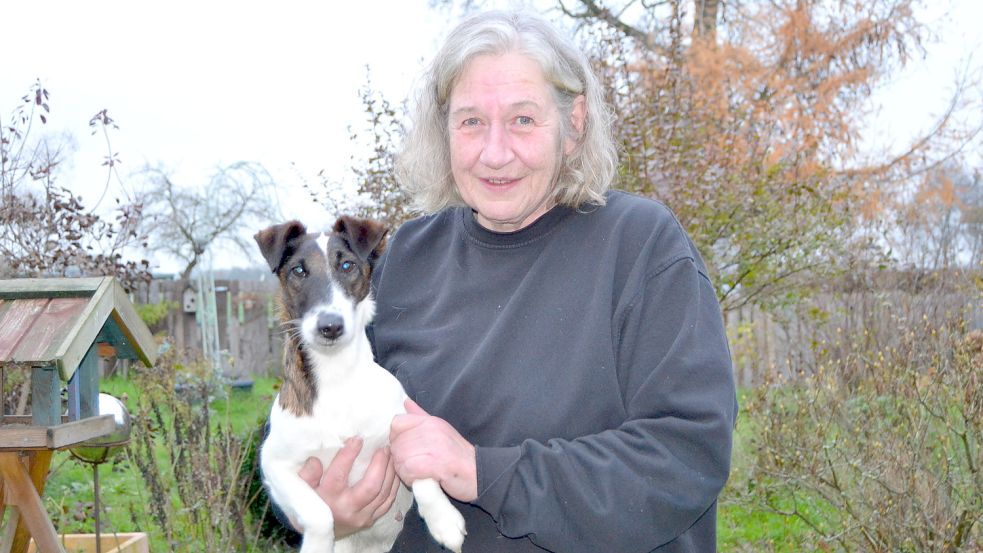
left=0, top=277, right=158, bottom=553
left=182, top=286, right=197, bottom=313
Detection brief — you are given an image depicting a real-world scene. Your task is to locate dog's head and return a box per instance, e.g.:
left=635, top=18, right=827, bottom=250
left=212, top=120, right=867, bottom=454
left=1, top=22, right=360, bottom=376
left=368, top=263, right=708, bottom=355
left=254, top=216, right=388, bottom=352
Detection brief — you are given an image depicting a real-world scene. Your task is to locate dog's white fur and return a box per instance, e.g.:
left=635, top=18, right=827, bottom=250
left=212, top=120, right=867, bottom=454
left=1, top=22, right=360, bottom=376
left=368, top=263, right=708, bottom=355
left=261, top=232, right=466, bottom=553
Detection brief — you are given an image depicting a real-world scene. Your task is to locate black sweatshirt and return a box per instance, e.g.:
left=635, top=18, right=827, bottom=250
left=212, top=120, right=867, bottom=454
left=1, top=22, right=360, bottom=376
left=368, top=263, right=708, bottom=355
left=370, top=190, right=738, bottom=552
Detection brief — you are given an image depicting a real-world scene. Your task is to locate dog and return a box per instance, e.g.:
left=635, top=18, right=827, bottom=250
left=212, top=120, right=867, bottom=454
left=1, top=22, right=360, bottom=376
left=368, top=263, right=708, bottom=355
left=254, top=216, right=466, bottom=553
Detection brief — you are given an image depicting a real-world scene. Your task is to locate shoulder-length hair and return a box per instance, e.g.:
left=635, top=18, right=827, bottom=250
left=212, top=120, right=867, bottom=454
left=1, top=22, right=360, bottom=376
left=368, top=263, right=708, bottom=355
left=396, top=10, right=619, bottom=214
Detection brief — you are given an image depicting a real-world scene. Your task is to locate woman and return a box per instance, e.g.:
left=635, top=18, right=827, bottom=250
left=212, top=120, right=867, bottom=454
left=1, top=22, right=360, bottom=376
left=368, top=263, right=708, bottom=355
left=298, top=10, right=737, bottom=552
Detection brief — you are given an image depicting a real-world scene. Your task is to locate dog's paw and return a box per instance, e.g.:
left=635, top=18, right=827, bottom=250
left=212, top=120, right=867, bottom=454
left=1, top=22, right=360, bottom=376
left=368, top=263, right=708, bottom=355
left=299, top=536, right=334, bottom=553
left=297, top=525, right=335, bottom=553
left=425, top=506, right=466, bottom=553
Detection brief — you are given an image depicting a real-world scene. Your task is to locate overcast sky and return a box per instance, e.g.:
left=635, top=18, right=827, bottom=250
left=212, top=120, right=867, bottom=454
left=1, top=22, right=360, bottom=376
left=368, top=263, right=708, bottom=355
left=2, top=0, right=981, bottom=273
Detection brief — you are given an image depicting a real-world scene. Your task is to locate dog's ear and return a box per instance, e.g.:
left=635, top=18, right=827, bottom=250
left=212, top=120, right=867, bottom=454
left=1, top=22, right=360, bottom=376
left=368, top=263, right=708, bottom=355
left=333, top=216, right=389, bottom=267
left=254, top=221, right=307, bottom=274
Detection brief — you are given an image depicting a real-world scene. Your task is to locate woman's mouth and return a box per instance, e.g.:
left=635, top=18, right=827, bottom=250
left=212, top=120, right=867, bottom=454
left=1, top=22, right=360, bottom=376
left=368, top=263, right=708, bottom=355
left=483, top=177, right=519, bottom=187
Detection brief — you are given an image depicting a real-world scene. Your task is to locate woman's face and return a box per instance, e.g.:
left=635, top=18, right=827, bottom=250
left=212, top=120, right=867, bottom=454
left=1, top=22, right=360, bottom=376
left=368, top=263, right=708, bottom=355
left=447, top=52, right=584, bottom=232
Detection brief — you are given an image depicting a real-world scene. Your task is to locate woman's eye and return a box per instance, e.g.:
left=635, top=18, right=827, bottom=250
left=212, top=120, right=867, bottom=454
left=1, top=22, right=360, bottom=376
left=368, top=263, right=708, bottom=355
left=463, top=117, right=480, bottom=127
left=340, top=260, right=355, bottom=273
left=291, top=264, right=307, bottom=277
left=516, top=116, right=534, bottom=125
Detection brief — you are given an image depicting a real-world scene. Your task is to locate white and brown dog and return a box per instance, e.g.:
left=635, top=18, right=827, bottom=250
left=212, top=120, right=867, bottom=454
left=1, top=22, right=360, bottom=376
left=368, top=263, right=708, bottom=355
left=255, top=217, right=466, bottom=553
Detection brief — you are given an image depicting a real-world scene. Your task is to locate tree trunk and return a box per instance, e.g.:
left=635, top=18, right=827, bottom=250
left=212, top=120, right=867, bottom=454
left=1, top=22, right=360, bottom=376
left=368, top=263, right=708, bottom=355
left=693, top=0, right=719, bottom=42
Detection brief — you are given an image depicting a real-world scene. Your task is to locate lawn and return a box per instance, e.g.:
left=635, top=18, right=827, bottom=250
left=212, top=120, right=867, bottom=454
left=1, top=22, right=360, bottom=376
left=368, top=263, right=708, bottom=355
left=717, top=390, right=817, bottom=552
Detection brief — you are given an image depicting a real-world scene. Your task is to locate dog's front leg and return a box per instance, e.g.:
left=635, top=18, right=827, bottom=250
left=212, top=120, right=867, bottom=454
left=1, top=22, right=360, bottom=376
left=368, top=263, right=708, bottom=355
left=264, top=461, right=337, bottom=553
left=412, top=478, right=466, bottom=553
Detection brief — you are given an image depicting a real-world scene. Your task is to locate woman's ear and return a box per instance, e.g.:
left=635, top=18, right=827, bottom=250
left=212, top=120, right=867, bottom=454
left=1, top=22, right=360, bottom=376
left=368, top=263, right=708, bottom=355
left=564, top=94, right=587, bottom=156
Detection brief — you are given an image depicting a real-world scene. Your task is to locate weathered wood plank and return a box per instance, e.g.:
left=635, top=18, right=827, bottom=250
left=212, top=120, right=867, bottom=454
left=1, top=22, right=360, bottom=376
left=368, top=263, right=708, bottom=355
left=9, top=449, right=55, bottom=553
left=0, top=299, right=49, bottom=362
left=50, top=278, right=113, bottom=382
left=110, top=282, right=157, bottom=368
left=0, top=415, right=114, bottom=450
left=0, top=299, right=15, bottom=329
left=0, top=451, right=64, bottom=553
left=10, top=298, right=87, bottom=365
left=77, top=345, right=99, bottom=420
left=0, top=277, right=103, bottom=299
left=29, top=367, right=60, bottom=427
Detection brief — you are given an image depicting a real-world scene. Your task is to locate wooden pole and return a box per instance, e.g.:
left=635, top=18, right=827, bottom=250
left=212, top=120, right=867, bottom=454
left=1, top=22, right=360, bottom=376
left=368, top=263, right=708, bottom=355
left=0, top=451, right=62, bottom=553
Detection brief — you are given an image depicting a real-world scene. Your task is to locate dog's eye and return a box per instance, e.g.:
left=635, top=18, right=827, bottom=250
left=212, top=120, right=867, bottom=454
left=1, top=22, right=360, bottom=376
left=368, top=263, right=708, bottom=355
left=340, top=260, right=355, bottom=273
left=291, top=264, right=307, bottom=277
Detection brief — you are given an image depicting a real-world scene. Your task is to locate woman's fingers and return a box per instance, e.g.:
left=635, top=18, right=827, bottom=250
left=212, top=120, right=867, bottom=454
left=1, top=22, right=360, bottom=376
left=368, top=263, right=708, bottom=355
left=320, top=437, right=364, bottom=493
left=298, top=457, right=323, bottom=488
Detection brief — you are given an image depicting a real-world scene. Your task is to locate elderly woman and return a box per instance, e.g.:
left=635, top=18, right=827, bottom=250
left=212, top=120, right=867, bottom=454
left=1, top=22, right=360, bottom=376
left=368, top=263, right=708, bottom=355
left=298, top=10, right=737, bottom=553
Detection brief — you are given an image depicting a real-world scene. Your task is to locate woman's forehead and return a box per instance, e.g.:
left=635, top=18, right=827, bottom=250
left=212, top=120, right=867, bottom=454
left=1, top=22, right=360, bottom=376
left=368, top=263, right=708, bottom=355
left=449, top=53, right=554, bottom=110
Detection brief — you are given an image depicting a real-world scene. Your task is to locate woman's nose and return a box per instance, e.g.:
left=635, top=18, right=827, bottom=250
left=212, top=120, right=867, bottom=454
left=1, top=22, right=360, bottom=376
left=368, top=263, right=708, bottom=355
left=478, top=123, right=515, bottom=168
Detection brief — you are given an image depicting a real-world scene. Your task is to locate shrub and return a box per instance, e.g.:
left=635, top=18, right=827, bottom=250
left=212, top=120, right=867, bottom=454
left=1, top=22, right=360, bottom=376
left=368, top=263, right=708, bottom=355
left=737, top=290, right=982, bottom=551
left=124, top=348, right=282, bottom=552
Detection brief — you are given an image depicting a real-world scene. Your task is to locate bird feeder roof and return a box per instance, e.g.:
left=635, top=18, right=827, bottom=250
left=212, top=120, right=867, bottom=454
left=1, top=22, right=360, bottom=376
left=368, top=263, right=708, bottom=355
left=0, top=277, right=157, bottom=381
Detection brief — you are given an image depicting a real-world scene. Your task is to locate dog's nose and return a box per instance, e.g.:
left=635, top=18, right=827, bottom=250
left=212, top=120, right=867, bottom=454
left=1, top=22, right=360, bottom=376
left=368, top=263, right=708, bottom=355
left=317, top=313, right=345, bottom=340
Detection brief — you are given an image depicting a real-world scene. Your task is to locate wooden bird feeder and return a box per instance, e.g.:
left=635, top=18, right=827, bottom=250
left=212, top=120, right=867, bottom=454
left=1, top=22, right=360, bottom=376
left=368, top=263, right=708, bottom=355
left=0, top=277, right=157, bottom=553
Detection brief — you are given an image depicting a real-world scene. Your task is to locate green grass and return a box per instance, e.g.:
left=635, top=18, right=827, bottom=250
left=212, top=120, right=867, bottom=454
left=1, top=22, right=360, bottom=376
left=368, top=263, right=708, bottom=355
left=40, top=376, right=282, bottom=551
left=718, top=390, right=818, bottom=552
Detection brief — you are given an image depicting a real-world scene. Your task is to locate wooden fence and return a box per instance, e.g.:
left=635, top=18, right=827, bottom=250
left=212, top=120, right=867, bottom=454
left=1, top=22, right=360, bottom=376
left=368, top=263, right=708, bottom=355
left=136, top=279, right=281, bottom=379
left=726, top=289, right=982, bottom=388
left=132, top=279, right=981, bottom=386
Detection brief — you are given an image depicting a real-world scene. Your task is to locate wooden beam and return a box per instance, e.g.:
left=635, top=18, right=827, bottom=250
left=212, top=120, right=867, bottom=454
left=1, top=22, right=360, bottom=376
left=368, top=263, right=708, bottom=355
left=55, top=278, right=157, bottom=379
left=0, top=452, right=64, bottom=553
left=11, top=450, right=55, bottom=553
left=0, top=416, right=114, bottom=451
left=29, top=367, right=59, bottom=428
left=66, top=344, right=99, bottom=421
left=0, top=278, right=103, bottom=299
left=111, top=282, right=158, bottom=368
left=53, top=278, right=113, bottom=382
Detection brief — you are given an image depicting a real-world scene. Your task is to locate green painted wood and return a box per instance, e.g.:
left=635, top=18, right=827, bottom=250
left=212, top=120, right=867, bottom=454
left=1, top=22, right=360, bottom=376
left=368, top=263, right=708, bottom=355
left=96, top=319, right=138, bottom=360
left=109, top=282, right=157, bottom=367
left=30, top=366, right=60, bottom=426
left=53, top=278, right=114, bottom=380
left=67, top=369, right=80, bottom=421
left=0, top=277, right=104, bottom=299
left=66, top=343, right=99, bottom=421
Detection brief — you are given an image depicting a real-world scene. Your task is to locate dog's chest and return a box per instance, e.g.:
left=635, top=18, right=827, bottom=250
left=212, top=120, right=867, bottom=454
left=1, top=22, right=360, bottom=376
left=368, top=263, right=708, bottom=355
left=267, top=361, right=407, bottom=472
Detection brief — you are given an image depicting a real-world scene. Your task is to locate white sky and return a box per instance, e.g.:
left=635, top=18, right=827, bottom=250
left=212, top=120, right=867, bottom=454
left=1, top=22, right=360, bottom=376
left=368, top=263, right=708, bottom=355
left=2, top=0, right=981, bottom=274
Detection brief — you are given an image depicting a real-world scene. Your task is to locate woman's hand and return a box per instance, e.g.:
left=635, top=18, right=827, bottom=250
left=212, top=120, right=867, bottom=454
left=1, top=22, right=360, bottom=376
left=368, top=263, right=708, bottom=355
left=390, top=399, right=478, bottom=502
left=296, top=437, right=401, bottom=538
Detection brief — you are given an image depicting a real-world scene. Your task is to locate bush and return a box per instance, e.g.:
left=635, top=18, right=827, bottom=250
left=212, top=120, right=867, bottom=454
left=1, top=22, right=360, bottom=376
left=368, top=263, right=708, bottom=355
left=123, top=348, right=284, bottom=552
left=736, top=291, right=982, bottom=551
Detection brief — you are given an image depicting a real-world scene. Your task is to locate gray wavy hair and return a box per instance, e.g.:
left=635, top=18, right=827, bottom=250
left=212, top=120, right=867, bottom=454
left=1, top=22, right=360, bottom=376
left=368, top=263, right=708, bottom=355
left=396, top=10, right=619, bottom=214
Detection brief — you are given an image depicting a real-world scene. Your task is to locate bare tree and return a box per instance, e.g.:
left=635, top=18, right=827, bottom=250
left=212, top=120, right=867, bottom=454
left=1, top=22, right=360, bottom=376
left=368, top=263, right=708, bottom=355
left=137, top=161, right=281, bottom=279
left=889, top=161, right=983, bottom=272
left=307, top=73, right=413, bottom=229
left=0, top=81, right=149, bottom=290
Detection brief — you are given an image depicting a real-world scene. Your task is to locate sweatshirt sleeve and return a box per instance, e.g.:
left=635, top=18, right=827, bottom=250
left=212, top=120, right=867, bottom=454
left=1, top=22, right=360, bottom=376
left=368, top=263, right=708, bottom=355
left=470, top=257, right=738, bottom=552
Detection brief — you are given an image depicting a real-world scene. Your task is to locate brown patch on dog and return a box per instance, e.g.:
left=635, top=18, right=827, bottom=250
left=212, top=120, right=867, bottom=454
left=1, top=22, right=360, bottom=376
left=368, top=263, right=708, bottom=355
left=275, top=294, right=318, bottom=417
left=320, top=217, right=388, bottom=304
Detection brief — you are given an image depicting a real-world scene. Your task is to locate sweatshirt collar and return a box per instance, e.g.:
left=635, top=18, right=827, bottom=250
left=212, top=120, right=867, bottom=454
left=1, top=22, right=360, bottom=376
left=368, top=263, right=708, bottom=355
left=459, top=203, right=572, bottom=248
